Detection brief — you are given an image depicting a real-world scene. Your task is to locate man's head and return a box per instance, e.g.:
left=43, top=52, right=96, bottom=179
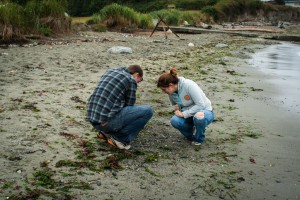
left=128, top=65, right=143, bottom=83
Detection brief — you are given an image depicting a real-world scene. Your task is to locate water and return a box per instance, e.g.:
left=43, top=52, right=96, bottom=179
left=251, top=42, right=300, bottom=114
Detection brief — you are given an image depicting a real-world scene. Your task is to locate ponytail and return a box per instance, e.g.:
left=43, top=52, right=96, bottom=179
left=157, top=67, right=179, bottom=88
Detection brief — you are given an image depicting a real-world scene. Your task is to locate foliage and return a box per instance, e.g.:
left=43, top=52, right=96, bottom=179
left=1, top=0, right=69, bottom=42
left=244, top=0, right=264, bottom=15
left=150, top=9, right=181, bottom=25
left=138, top=13, right=154, bottom=29
left=150, top=9, right=212, bottom=26
left=91, top=3, right=153, bottom=29
left=175, top=0, right=207, bottom=10
left=40, top=0, right=67, bottom=18
left=95, top=3, right=139, bottom=27
left=201, top=6, right=219, bottom=21
left=0, top=2, right=24, bottom=40
left=214, top=0, right=245, bottom=21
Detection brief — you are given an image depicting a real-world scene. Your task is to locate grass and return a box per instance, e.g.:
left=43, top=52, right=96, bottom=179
left=0, top=0, right=69, bottom=42
left=71, top=16, right=91, bottom=24
left=90, top=3, right=153, bottom=29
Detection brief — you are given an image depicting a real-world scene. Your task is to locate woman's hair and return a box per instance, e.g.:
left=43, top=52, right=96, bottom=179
left=128, top=64, right=143, bottom=77
left=157, top=67, right=179, bottom=88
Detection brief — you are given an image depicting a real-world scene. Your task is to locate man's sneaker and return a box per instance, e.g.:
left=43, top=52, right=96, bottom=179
left=107, top=135, right=131, bottom=150
left=97, top=131, right=109, bottom=141
left=192, top=141, right=202, bottom=146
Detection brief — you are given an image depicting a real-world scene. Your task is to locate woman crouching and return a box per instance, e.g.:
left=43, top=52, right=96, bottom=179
left=157, top=67, right=214, bottom=145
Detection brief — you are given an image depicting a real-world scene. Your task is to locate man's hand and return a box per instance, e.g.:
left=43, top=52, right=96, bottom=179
left=175, top=110, right=184, bottom=118
left=101, top=122, right=108, bottom=126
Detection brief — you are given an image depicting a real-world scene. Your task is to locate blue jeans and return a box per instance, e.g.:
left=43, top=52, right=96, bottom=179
left=170, top=110, right=214, bottom=143
left=92, top=105, right=153, bottom=144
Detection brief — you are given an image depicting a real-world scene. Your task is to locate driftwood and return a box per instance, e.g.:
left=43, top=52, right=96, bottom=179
left=150, top=16, right=180, bottom=39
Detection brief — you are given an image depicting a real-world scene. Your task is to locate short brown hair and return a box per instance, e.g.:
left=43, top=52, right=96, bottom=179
left=157, top=67, right=179, bottom=88
left=128, top=65, right=143, bottom=77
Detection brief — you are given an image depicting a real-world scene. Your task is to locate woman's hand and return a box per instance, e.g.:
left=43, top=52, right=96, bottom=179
left=175, top=110, right=184, bottom=117
left=174, top=104, right=179, bottom=111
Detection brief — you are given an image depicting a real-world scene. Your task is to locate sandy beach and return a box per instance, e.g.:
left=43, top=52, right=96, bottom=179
left=0, top=29, right=299, bottom=199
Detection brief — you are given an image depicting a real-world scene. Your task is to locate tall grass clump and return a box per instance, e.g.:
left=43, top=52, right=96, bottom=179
left=38, top=0, right=70, bottom=34
left=181, top=10, right=213, bottom=25
left=244, top=0, right=264, bottom=15
left=90, top=3, right=153, bottom=29
left=150, top=9, right=212, bottom=26
left=40, top=0, right=67, bottom=18
left=0, top=2, right=24, bottom=41
left=175, top=0, right=207, bottom=10
left=215, top=0, right=245, bottom=21
left=94, top=3, right=139, bottom=28
left=201, top=6, right=219, bottom=21
left=150, top=9, right=181, bottom=25
left=138, top=13, right=154, bottom=29
left=1, top=0, right=69, bottom=43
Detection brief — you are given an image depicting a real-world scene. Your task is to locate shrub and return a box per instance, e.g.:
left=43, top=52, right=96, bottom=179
left=38, top=25, right=51, bottom=36
left=138, top=13, right=154, bottom=29
left=0, top=2, right=24, bottom=40
left=96, top=3, right=139, bottom=28
left=90, top=4, right=154, bottom=29
left=201, top=6, right=219, bottom=21
left=40, top=0, right=67, bottom=18
left=150, top=9, right=181, bottom=25
left=24, top=0, right=70, bottom=34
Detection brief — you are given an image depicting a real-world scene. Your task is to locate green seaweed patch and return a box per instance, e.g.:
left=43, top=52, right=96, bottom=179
left=22, top=103, right=40, bottom=112
left=249, top=87, right=263, bottom=91
left=103, top=150, right=141, bottom=170
left=59, top=180, right=93, bottom=192
left=208, top=151, right=237, bottom=162
left=145, top=167, right=163, bottom=177
left=244, top=131, right=262, bottom=139
left=32, top=169, right=57, bottom=189
left=160, top=145, right=172, bottom=151
left=213, top=116, right=224, bottom=122
left=156, top=110, right=173, bottom=117
left=222, top=105, right=238, bottom=111
left=55, top=159, right=103, bottom=173
left=1, top=180, right=16, bottom=190
left=149, top=88, right=162, bottom=94
left=145, top=152, right=159, bottom=163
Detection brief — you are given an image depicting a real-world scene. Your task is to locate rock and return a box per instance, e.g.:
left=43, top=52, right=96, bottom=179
left=188, top=43, right=194, bottom=47
left=215, top=43, right=228, bottom=48
left=107, top=46, right=133, bottom=54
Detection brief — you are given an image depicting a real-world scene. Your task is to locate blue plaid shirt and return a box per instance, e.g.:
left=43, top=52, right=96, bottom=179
left=86, top=67, right=137, bottom=123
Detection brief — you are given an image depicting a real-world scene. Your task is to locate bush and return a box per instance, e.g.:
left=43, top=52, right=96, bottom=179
left=201, top=6, right=219, bottom=21
left=90, top=3, right=154, bottom=29
left=38, top=25, right=51, bottom=36
left=0, top=2, right=24, bottom=40
left=150, top=9, right=181, bottom=25
left=1, top=0, right=69, bottom=43
left=40, top=0, right=67, bottom=18
left=138, top=13, right=154, bottom=29
left=96, top=3, right=139, bottom=27
left=176, top=0, right=207, bottom=10
left=92, top=23, right=107, bottom=32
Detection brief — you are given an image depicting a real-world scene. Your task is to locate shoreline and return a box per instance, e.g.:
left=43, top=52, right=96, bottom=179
left=0, top=31, right=299, bottom=199
left=233, top=55, right=300, bottom=199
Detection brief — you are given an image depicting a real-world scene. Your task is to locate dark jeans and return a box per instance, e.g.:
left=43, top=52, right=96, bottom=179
left=92, top=105, right=153, bottom=144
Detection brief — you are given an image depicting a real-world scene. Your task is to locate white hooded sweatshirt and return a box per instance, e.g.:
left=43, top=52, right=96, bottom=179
left=169, top=77, right=212, bottom=118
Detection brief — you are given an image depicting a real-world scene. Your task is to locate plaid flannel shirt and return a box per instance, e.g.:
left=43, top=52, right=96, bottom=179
left=86, top=67, right=137, bottom=123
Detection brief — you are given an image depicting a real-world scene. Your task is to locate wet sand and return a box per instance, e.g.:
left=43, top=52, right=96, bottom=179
left=0, top=30, right=299, bottom=199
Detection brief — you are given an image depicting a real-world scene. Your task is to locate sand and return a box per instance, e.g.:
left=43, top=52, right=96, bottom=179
left=0, top=30, right=299, bottom=199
